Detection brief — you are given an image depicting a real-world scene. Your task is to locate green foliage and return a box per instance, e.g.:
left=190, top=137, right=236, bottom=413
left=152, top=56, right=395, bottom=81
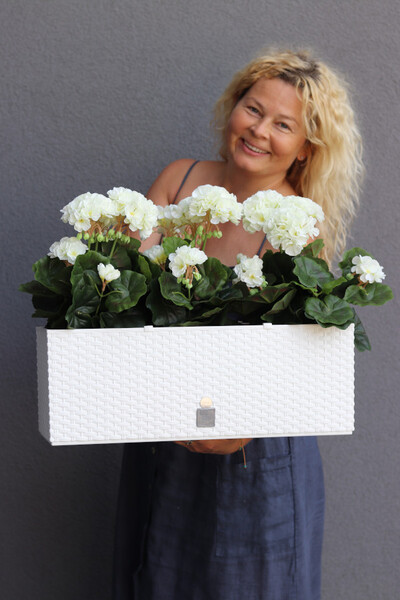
left=19, top=239, right=393, bottom=351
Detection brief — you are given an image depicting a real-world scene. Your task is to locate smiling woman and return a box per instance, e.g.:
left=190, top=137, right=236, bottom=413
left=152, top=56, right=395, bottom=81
left=113, top=48, right=363, bottom=600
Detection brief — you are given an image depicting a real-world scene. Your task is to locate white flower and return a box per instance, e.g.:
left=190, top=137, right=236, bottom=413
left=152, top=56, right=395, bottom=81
left=351, top=255, right=386, bottom=284
left=143, top=245, right=167, bottom=266
left=233, top=253, right=266, bottom=288
left=243, top=190, right=324, bottom=256
left=242, top=190, right=283, bottom=233
left=108, top=187, right=158, bottom=239
left=268, top=205, right=319, bottom=256
left=168, top=245, right=207, bottom=279
left=157, top=203, right=187, bottom=233
left=189, top=185, right=242, bottom=225
left=48, top=237, right=88, bottom=264
left=61, top=192, right=118, bottom=232
left=97, top=263, right=121, bottom=284
left=283, top=195, right=324, bottom=224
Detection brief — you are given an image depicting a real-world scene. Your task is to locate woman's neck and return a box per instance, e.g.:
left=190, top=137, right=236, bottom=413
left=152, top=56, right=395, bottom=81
left=220, top=161, right=294, bottom=202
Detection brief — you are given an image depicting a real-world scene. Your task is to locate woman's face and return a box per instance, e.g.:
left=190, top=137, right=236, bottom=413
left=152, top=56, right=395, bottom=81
left=226, top=77, right=307, bottom=181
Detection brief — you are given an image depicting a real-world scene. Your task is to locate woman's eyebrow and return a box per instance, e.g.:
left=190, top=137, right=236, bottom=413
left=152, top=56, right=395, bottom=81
left=245, top=97, right=299, bottom=125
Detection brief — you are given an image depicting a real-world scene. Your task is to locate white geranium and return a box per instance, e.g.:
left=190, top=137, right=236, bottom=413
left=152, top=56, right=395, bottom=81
left=168, top=245, right=207, bottom=279
left=351, top=255, right=386, bottom=284
left=157, top=203, right=187, bottom=234
left=189, top=185, right=242, bottom=225
left=61, top=192, right=118, bottom=232
left=97, top=263, right=121, bottom=284
left=243, top=191, right=324, bottom=256
left=282, top=195, right=324, bottom=224
left=233, top=254, right=266, bottom=288
left=242, top=190, right=283, bottom=233
left=143, top=244, right=167, bottom=266
left=268, top=205, right=319, bottom=256
left=48, top=237, right=88, bottom=264
left=108, top=188, right=158, bottom=240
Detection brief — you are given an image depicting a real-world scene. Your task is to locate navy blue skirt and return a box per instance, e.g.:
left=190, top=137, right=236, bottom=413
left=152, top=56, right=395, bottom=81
left=113, top=437, right=324, bottom=599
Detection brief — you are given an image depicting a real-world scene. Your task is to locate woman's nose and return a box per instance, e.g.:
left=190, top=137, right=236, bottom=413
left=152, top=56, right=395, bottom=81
left=250, top=118, right=271, bottom=138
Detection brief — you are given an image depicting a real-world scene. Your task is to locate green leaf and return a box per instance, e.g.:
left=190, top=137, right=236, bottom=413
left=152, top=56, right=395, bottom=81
left=262, top=250, right=294, bottom=281
left=146, top=280, right=187, bottom=326
left=19, top=280, right=57, bottom=297
left=125, top=237, right=141, bottom=252
left=65, top=272, right=101, bottom=328
left=32, top=256, right=72, bottom=295
left=136, top=255, right=153, bottom=281
left=353, top=312, right=371, bottom=352
left=99, top=308, right=147, bottom=328
left=300, top=238, right=325, bottom=258
left=106, top=271, right=147, bottom=313
left=159, top=271, right=192, bottom=309
left=261, top=289, right=297, bottom=318
left=251, top=283, right=292, bottom=305
left=344, top=283, right=394, bottom=306
left=195, top=258, right=230, bottom=299
left=338, top=247, right=373, bottom=275
left=320, top=276, right=349, bottom=295
left=304, top=295, right=354, bottom=325
left=109, top=245, right=131, bottom=270
left=293, top=256, right=333, bottom=289
left=162, top=237, right=188, bottom=257
left=71, top=251, right=107, bottom=287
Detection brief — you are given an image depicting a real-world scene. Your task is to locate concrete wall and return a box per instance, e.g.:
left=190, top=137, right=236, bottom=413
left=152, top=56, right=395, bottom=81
left=1, top=1, right=399, bottom=597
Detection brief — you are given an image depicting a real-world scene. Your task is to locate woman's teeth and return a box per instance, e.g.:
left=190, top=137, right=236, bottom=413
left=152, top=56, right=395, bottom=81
left=243, top=140, right=269, bottom=154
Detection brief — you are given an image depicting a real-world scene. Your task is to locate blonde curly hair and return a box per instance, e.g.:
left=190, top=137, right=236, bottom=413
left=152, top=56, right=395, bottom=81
left=213, top=49, right=364, bottom=263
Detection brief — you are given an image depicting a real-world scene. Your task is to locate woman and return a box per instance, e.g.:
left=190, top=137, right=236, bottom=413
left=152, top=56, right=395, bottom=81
left=113, top=49, right=363, bottom=599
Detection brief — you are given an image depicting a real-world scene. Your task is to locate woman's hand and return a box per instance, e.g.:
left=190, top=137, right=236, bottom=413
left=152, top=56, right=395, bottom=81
left=175, top=438, right=252, bottom=455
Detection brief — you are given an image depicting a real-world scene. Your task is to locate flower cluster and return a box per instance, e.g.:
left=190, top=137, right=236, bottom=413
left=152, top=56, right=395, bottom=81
left=48, top=237, right=88, bottom=263
left=157, top=185, right=242, bottom=241
left=107, top=187, right=158, bottom=239
left=233, top=254, right=266, bottom=288
left=168, top=246, right=207, bottom=288
left=61, top=193, right=119, bottom=233
left=243, top=190, right=324, bottom=256
left=351, top=255, right=385, bottom=284
left=61, top=188, right=158, bottom=241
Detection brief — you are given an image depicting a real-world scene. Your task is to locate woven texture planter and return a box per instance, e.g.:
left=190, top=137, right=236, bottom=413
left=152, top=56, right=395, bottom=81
left=37, top=323, right=354, bottom=445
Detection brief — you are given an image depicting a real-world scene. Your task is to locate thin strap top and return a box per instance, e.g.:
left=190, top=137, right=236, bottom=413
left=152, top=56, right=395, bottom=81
left=171, top=160, right=200, bottom=204
left=171, top=159, right=266, bottom=257
left=256, top=234, right=267, bottom=257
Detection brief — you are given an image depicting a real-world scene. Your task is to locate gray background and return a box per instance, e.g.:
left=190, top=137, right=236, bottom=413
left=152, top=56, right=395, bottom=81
left=1, top=1, right=399, bottom=598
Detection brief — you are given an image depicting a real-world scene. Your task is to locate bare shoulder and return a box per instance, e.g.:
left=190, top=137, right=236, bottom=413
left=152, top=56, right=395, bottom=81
left=146, top=159, right=199, bottom=206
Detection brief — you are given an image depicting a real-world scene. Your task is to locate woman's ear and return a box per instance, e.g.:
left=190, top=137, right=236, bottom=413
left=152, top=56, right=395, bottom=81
left=297, top=142, right=311, bottom=163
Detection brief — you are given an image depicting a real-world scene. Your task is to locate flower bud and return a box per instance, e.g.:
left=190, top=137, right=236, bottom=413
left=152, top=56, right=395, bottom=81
left=97, top=234, right=104, bottom=242
left=77, top=233, right=83, bottom=240
left=116, top=231, right=122, bottom=239
left=83, top=233, right=90, bottom=240
left=193, top=271, right=202, bottom=281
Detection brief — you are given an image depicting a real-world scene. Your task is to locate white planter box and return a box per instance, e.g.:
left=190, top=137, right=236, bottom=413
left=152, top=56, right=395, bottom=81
left=36, top=323, right=355, bottom=446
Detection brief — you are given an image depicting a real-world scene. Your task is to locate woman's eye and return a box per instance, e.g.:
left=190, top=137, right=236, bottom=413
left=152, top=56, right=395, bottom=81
left=278, top=122, right=291, bottom=131
left=248, top=105, right=260, bottom=115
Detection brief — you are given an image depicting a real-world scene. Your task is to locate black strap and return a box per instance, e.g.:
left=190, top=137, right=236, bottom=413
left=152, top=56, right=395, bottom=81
left=171, top=160, right=200, bottom=204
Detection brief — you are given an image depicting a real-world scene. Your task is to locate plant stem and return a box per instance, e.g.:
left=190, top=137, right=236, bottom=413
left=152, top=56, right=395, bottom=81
left=109, top=238, right=118, bottom=259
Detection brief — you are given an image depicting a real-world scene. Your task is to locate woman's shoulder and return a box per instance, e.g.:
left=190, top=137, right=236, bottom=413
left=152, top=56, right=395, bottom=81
left=147, top=159, right=224, bottom=205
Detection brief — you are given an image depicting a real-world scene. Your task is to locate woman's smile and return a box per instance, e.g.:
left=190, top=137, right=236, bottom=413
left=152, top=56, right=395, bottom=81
left=241, top=138, right=271, bottom=155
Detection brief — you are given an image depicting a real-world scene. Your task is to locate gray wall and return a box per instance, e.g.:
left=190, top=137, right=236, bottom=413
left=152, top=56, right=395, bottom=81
left=2, top=1, right=399, bottom=598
